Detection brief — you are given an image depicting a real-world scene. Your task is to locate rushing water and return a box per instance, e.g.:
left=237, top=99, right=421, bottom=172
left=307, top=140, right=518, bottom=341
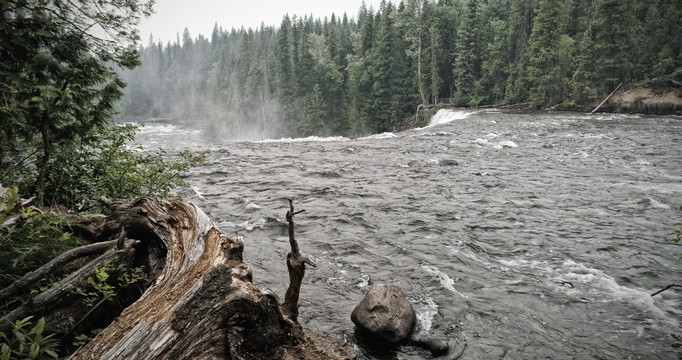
left=134, top=110, right=682, bottom=359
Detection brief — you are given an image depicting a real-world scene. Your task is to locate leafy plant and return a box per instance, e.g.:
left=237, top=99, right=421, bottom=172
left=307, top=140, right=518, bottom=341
left=0, top=317, right=60, bottom=360
left=0, top=212, right=81, bottom=287
left=72, top=328, right=103, bottom=348
left=28, top=124, right=205, bottom=212
left=0, top=187, right=20, bottom=225
left=73, top=250, right=144, bottom=307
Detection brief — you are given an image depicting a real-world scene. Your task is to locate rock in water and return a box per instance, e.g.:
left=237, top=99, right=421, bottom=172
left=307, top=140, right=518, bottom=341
left=350, top=284, right=416, bottom=343
left=438, top=159, right=459, bottom=166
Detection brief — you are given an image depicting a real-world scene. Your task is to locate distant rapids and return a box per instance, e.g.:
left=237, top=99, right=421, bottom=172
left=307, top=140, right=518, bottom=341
left=134, top=110, right=682, bottom=359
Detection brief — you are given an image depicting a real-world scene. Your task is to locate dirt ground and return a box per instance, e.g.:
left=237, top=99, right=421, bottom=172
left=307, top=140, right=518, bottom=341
left=609, top=87, right=682, bottom=114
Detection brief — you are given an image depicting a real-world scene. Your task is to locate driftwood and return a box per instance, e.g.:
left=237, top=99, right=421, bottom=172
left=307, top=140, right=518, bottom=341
left=590, top=82, right=622, bottom=114
left=14, top=197, right=357, bottom=359
left=0, top=239, right=136, bottom=334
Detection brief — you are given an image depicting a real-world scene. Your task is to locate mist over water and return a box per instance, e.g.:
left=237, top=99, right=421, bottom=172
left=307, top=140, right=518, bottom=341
left=135, top=110, right=682, bottom=359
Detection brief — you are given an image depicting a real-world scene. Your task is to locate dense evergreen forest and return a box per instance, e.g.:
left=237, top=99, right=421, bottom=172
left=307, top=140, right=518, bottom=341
left=119, top=0, right=682, bottom=139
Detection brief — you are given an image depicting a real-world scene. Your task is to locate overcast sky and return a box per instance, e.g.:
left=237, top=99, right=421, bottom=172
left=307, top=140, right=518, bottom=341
left=139, top=0, right=385, bottom=44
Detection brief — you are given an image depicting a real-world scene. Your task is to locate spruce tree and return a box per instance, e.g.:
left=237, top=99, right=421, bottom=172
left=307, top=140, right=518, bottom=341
left=0, top=0, right=152, bottom=197
left=524, top=0, right=572, bottom=105
left=452, top=0, right=480, bottom=106
left=573, top=0, right=638, bottom=101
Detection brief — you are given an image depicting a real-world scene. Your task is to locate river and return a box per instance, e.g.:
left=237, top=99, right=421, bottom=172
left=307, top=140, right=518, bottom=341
left=134, top=109, right=682, bottom=359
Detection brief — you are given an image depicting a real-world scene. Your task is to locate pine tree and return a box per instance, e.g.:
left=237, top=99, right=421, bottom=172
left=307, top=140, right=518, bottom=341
left=524, top=0, right=573, bottom=105
left=573, top=0, right=638, bottom=101
left=400, top=0, right=428, bottom=107
left=453, top=0, right=480, bottom=106
left=0, top=0, right=153, bottom=195
left=504, top=0, right=533, bottom=104
left=428, top=23, right=443, bottom=104
left=277, top=15, right=296, bottom=107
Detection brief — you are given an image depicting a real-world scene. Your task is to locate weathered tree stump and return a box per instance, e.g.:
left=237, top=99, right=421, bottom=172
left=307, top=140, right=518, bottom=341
left=1, top=197, right=355, bottom=359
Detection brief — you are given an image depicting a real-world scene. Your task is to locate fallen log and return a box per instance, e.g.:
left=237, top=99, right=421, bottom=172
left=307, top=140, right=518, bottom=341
left=0, top=239, right=136, bottom=334
left=62, top=197, right=356, bottom=359
left=0, top=239, right=120, bottom=302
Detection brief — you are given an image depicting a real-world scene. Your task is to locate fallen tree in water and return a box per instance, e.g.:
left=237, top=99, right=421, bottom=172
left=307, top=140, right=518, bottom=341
left=1, top=197, right=355, bottom=359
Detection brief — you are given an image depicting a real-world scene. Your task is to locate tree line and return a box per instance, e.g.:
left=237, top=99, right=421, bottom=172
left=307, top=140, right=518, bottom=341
left=119, top=0, right=682, bottom=139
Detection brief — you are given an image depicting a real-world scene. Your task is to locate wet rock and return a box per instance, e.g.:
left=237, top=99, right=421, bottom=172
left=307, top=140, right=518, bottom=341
left=438, top=159, right=459, bottom=166
left=409, top=335, right=450, bottom=357
left=351, top=284, right=416, bottom=343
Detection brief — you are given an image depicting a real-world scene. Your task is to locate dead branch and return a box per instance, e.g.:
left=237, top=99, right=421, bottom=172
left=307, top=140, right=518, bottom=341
left=0, top=240, right=134, bottom=334
left=282, top=198, right=316, bottom=322
left=651, top=283, right=681, bottom=297
left=0, top=239, right=120, bottom=302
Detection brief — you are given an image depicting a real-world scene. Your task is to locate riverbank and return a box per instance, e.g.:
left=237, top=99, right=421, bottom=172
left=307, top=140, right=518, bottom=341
left=409, top=86, right=682, bottom=127
left=603, top=86, right=682, bottom=115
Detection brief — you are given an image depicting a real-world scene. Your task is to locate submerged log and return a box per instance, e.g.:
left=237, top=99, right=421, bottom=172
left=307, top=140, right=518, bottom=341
left=60, top=197, right=356, bottom=359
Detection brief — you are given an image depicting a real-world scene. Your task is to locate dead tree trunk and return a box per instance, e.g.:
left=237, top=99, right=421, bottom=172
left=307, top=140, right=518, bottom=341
left=282, top=199, right=316, bottom=322
left=59, top=197, right=355, bottom=360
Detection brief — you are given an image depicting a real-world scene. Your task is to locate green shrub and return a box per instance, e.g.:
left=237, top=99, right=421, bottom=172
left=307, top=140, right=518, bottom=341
left=22, top=124, right=205, bottom=212
left=0, top=212, right=81, bottom=287
left=0, top=317, right=60, bottom=360
left=72, top=249, right=144, bottom=307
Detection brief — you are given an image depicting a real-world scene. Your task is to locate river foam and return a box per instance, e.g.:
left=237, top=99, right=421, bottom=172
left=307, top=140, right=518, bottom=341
left=428, top=109, right=476, bottom=127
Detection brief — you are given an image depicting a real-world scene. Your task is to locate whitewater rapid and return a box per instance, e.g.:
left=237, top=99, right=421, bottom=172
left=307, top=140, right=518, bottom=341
left=134, top=110, right=682, bottom=359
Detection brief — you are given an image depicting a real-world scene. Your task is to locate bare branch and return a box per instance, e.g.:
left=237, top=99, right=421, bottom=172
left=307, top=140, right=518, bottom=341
left=282, top=199, right=315, bottom=322
left=0, top=239, right=120, bottom=302
left=651, top=283, right=681, bottom=297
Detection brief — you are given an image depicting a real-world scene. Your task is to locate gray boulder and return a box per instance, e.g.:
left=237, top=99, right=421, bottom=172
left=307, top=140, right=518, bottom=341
left=350, top=284, right=417, bottom=343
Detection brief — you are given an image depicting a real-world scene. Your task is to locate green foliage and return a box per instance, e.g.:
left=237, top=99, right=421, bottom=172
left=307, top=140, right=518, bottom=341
left=117, top=0, right=682, bottom=137
left=0, top=211, right=81, bottom=287
left=0, top=317, right=60, bottom=360
left=673, top=206, right=682, bottom=245
left=72, top=329, right=103, bottom=349
left=0, top=0, right=153, bottom=206
left=453, top=0, right=480, bottom=106
left=20, top=124, right=205, bottom=212
left=0, top=187, right=21, bottom=226
left=524, top=0, right=573, bottom=106
left=73, top=250, right=144, bottom=307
